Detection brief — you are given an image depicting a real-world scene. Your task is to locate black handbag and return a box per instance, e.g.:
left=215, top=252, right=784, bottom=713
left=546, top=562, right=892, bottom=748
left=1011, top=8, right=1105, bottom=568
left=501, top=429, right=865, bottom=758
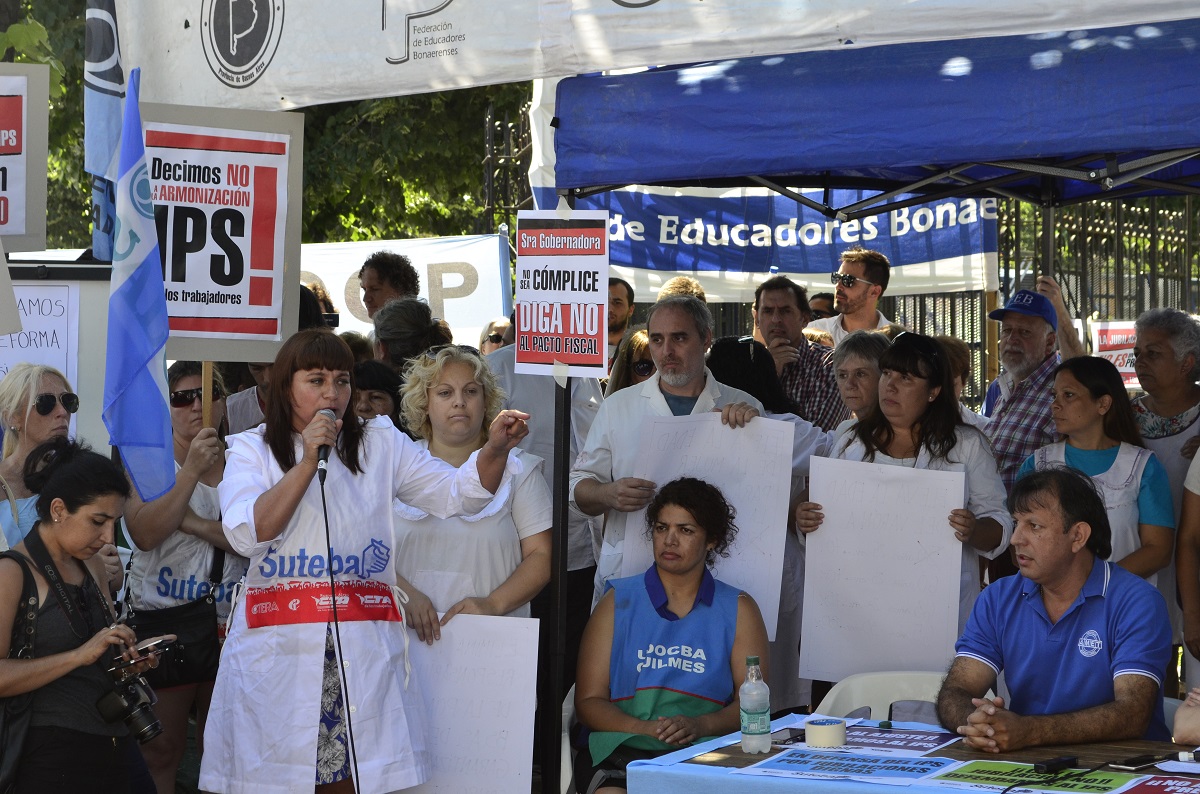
left=127, top=547, right=226, bottom=689
left=0, top=550, right=39, bottom=794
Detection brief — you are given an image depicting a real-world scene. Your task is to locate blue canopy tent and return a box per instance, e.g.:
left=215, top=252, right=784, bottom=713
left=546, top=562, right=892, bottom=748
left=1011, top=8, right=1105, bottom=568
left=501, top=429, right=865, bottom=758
left=552, top=19, right=1200, bottom=220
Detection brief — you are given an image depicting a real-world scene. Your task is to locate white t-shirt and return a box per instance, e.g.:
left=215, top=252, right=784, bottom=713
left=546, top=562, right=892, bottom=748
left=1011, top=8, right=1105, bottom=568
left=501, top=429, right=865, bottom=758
left=807, top=311, right=892, bottom=346
left=393, top=446, right=551, bottom=618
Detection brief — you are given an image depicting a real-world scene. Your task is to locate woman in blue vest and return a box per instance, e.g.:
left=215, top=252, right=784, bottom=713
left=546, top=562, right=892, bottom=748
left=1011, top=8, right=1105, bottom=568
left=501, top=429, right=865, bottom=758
left=574, top=477, right=770, bottom=793
left=1018, top=355, right=1175, bottom=584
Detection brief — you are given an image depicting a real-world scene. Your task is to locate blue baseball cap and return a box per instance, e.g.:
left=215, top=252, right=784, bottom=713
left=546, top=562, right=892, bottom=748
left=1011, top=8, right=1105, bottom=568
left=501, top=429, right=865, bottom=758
left=988, top=289, right=1057, bottom=331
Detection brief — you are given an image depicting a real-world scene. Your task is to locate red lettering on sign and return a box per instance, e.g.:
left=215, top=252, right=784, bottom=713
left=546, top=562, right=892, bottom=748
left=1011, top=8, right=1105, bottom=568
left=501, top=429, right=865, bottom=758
left=0, top=96, right=23, bottom=154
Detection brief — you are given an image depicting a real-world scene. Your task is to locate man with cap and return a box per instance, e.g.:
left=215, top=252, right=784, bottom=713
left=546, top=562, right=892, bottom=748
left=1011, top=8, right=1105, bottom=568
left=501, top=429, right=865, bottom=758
left=983, top=276, right=1083, bottom=578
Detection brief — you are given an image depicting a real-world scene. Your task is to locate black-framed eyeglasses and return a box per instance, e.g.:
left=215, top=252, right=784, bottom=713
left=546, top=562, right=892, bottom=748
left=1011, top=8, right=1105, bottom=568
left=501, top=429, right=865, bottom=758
left=34, top=392, right=79, bottom=416
left=632, top=360, right=655, bottom=377
left=169, top=387, right=223, bottom=408
left=831, top=272, right=878, bottom=289
left=810, top=309, right=835, bottom=320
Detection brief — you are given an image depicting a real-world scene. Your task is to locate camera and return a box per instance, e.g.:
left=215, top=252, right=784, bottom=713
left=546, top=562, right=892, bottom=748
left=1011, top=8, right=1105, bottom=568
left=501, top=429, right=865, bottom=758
left=95, top=669, right=163, bottom=744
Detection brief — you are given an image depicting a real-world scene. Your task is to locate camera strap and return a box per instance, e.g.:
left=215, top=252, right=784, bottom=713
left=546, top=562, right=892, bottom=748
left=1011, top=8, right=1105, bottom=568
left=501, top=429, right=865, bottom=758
left=23, top=523, right=107, bottom=640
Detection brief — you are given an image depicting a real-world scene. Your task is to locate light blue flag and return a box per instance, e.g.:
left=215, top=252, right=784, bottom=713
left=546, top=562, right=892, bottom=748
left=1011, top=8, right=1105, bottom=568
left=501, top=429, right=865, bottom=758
left=103, top=68, right=175, bottom=502
left=84, top=0, right=125, bottom=261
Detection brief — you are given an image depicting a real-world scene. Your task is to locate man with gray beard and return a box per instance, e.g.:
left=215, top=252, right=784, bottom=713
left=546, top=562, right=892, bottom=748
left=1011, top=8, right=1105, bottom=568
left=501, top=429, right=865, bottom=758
left=571, top=295, right=763, bottom=604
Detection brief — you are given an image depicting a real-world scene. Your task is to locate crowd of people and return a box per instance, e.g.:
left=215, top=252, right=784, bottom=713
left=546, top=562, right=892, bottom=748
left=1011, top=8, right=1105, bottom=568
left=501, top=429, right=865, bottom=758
left=2, top=242, right=1200, bottom=791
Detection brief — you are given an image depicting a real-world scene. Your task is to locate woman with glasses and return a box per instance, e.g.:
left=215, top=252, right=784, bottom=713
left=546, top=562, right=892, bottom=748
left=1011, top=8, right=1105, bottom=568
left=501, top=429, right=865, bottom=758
left=605, top=329, right=654, bottom=397
left=122, top=361, right=249, bottom=794
left=0, top=364, right=81, bottom=546
left=392, top=345, right=551, bottom=638
left=1017, top=356, right=1174, bottom=584
left=478, top=317, right=511, bottom=356
left=796, top=333, right=1012, bottom=630
left=200, top=329, right=528, bottom=794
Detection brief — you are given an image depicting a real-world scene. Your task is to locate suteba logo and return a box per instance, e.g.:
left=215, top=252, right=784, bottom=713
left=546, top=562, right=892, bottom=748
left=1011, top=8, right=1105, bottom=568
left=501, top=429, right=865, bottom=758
left=258, top=539, right=392, bottom=579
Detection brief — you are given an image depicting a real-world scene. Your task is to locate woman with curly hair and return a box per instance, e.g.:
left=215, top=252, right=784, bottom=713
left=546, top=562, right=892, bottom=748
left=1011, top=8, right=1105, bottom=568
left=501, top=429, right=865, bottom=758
left=574, top=477, right=769, bottom=793
left=393, top=344, right=551, bottom=634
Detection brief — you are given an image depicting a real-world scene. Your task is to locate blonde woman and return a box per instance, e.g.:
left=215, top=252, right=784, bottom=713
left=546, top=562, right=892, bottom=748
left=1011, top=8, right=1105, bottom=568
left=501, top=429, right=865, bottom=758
left=394, top=345, right=551, bottom=637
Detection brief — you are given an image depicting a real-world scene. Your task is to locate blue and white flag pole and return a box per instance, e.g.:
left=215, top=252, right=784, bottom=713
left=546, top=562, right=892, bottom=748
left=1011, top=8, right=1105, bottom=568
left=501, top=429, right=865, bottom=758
left=102, top=68, right=175, bottom=502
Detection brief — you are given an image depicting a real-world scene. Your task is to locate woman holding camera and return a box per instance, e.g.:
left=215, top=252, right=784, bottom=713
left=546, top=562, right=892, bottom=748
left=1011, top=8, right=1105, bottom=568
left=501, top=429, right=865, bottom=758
left=0, top=438, right=158, bottom=792
left=123, top=361, right=250, bottom=793
left=201, top=329, right=528, bottom=794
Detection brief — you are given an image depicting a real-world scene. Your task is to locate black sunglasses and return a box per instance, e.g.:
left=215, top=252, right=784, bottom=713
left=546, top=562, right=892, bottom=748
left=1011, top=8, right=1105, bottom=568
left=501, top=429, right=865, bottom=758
left=830, top=272, right=878, bottom=289
left=169, top=387, right=223, bottom=408
left=483, top=334, right=505, bottom=345
left=34, top=392, right=79, bottom=416
left=632, top=360, right=655, bottom=377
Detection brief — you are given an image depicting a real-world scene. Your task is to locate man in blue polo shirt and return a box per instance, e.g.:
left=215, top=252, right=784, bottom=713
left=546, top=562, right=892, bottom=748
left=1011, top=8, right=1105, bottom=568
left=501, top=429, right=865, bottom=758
left=936, top=467, right=1171, bottom=751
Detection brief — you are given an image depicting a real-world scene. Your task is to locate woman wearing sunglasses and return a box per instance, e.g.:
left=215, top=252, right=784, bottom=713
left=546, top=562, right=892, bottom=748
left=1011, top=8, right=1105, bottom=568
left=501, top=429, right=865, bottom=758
left=122, top=361, right=249, bottom=794
left=605, top=329, right=654, bottom=397
left=392, top=345, right=551, bottom=639
left=796, top=333, right=1012, bottom=631
left=0, top=364, right=81, bottom=548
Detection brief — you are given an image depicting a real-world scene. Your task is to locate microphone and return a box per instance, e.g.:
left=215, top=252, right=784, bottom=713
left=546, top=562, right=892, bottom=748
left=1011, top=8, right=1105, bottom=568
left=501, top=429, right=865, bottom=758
left=316, top=408, right=336, bottom=483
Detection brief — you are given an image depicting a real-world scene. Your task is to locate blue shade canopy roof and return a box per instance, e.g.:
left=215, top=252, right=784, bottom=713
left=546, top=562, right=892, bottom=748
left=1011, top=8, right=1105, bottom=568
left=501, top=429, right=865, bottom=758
left=553, top=20, right=1200, bottom=216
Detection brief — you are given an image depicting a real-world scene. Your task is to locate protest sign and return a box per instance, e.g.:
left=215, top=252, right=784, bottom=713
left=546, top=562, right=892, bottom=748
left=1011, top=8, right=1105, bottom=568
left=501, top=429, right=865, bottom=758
left=838, top=724, right=961, bottom=757
left=408, top=614, right=538, bottom=793
left=0, top=281, right=80, bottom=391
left=1122, top=777, right=1200, bottom=793
left=0, top=64, right=48, bottom=252
left=803, top=456, right=964, bottom=681
left=514, top=209, right=607, bottom=378
left=141, top=103, right=303, bottom=362
left=619, top=413, right=794, bottom=640
left=1091, top=320, right=1139, bottom=388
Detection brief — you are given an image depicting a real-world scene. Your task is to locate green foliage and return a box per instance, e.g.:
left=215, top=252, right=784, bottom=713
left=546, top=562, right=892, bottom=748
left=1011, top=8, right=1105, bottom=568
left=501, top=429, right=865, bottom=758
left=301, top=83, right=530, bottom=242
left=14, top=1, right=531, bottom=250
left=16, top=2, right=88, bottom=249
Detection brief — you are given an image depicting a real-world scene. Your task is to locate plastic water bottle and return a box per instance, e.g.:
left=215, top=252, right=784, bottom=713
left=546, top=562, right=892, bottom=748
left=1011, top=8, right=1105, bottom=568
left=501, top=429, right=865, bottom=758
left=739, top=655, right=771, bottom=753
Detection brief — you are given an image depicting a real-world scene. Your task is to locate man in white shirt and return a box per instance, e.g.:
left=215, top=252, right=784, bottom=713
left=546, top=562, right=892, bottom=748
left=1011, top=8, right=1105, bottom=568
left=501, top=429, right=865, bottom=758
left=570, top=295, right=763, bottom=602
left=807, top=246, right=893, bottom=345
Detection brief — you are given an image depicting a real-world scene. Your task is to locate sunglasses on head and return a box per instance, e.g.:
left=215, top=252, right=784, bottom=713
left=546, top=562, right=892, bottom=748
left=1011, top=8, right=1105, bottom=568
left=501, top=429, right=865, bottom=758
left=632, top=360, right=655, bottom=377
left=169, top=387, right=223, bottom=408
left=890, top=332, right=944, bottom=377
left=34, top=392, right=80, bottom=416
left=830, top=272, right=878, bottom=289
left=424, top=344, right=481, bottom=360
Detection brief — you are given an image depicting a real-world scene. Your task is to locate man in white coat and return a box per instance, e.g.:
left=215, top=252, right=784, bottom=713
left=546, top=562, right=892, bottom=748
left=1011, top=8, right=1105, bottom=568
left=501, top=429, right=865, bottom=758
left=570, top=295, right=763, bottom=603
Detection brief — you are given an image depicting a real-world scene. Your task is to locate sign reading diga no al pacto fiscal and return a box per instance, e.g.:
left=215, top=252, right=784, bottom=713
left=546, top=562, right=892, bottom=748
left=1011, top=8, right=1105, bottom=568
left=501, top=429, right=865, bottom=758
left=514, top=210, right=608, bottom=378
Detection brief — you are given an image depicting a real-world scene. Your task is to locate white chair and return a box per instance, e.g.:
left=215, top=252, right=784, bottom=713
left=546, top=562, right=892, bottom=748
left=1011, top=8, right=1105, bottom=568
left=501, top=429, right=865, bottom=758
left=1164, top=696, right=1184, bottom=731
left=561, top=684, right=576, bottom=794
left=815, top=671, right=949, bottom=721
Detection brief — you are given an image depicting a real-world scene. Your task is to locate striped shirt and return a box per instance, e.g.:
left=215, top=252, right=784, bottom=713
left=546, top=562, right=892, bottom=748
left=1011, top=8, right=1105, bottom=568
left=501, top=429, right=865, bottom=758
left=984, top=353, right=1059, bottom=492
left=779, top=339, right=849, bottom=431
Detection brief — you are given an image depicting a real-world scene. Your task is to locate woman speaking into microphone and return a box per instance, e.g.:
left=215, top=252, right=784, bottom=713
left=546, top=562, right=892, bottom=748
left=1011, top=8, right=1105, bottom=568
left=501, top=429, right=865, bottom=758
left=199, top=329, right=528, bottom=794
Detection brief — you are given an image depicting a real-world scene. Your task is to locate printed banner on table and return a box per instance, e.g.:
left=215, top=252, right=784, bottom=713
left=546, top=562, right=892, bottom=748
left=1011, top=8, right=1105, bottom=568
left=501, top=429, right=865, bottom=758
left=733, top=749, right=958, bottom=782
left=0, top=65, right=48, bottom=251
left=514, top=209, right=608, bottom=377
left=1091, top=320, right=1139, bottom=389
left=838, top=725, right=961, bottom=757
left=1121, top=777, right=1200, bottom=793
left=928, top=760, right=1141, bottom=793
left=144, top=121, right=290, bottom=341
